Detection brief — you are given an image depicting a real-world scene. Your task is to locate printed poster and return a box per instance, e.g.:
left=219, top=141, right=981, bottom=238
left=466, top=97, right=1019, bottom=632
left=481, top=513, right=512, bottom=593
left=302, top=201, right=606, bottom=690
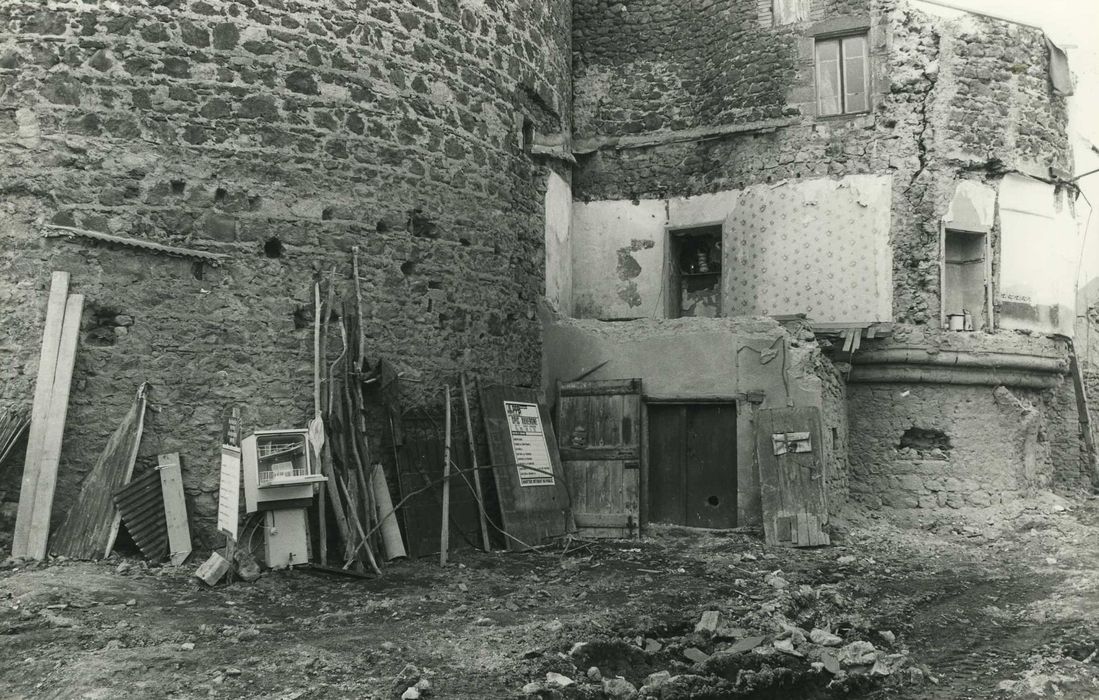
left=217, top=445, right=241, bottom=538
left=503, top=401, right=555, bottom=487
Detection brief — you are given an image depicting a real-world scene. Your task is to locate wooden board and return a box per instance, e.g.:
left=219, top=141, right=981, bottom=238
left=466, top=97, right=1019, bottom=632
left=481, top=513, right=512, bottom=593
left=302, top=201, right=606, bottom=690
left=113, top=468, right=168, bottom=561
left=755, top=406, right=830, bottom=548
left=557, top=379, right=641, bottom=538
left=647, top=405, right=686, bottom=526
left=685, top=404, right=737, bottom=528
left=50, top=384, right=148, bottom=559
left=158, top=453, right=192, bottom=566
left=25, top=294, right=84, bottom=560
left=11, top=272, right=69, bottom=558
left=480, top=385, right=573, bottom=551
left=395, top=437, right=480, bottom=559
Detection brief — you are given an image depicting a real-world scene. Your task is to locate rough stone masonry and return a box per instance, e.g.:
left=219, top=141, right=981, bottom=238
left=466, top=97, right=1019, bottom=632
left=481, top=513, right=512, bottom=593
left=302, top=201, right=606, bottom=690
left=0, top=0, right=572, bottom=546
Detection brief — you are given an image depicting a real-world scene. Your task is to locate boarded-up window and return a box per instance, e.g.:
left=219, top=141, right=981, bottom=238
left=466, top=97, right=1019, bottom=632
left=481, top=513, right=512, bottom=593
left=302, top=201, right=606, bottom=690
left=816, top=34, right=870, bottom=116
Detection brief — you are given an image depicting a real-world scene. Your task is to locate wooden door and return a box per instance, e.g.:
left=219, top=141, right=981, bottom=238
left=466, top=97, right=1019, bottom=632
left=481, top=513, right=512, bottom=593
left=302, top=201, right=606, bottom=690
left=556, top=379, right=641, bottom=538
left=647, top=404, right=737, bottom=528
left=755, top=406, right=830, bottom=547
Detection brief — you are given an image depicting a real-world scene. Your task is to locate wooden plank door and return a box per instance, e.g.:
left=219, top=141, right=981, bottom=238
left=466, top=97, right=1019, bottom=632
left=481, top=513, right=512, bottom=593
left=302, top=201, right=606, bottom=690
left=648, top=404, right=736, bottom=528
left=685, top=404, right=737, bottom=528
left=755, top=406, right=830, bottom=547
left=557, top=379, right=641, bottom=538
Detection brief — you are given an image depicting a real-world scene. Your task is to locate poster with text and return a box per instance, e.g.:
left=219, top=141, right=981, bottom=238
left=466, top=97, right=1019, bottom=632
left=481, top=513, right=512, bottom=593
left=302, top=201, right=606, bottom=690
left=217, top=445, right=242, bottom=538
left=503, top=401, right=555, bottom=487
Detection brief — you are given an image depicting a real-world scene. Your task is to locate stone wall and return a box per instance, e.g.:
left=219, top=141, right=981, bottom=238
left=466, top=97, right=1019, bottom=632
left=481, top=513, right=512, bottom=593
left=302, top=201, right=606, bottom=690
left=0, top=0, right=571, bottom=547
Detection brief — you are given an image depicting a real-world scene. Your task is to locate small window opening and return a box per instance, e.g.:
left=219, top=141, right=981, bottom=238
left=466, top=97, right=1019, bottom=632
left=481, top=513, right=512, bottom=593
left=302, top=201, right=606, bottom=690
left=521, top=117, right=534, bottom=152
left=668, top=225, right=722, bottom=318
left=815, top=33, right=870, bottom=116
left=898, top=427, right=951, bottom=459
left=264, top=237, right=283, bottom=258
left=942, top=229, right=989, bottom=331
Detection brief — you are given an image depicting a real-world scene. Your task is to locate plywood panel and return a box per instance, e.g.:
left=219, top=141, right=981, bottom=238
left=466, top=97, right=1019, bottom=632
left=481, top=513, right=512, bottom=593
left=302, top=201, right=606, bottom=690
left=481, top=385, right=573, bottom=551
left=685, top=404, right=737, bottom=528
left=158, top=453, right=192, bottom=566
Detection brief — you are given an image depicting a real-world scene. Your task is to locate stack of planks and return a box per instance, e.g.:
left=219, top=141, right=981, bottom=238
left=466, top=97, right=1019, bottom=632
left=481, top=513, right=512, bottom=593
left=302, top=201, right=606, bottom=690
left=11, top=272, right=84, bottom=561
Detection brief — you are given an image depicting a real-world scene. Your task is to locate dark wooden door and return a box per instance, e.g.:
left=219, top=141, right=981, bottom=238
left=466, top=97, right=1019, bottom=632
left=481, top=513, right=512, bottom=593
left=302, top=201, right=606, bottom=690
left=647, top=404, right=736, bottom=528
left=556, top=379, right=642, bottom=538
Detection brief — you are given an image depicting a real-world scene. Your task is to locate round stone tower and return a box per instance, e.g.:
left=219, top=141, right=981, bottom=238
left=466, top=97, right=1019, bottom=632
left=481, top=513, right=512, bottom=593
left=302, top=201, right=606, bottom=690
left=0, top=0, right=572, bottom=542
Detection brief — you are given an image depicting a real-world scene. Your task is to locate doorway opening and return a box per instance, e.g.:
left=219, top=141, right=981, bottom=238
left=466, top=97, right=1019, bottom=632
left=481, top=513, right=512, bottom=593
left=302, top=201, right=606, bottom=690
left=647, top=402, right=737, bottom=528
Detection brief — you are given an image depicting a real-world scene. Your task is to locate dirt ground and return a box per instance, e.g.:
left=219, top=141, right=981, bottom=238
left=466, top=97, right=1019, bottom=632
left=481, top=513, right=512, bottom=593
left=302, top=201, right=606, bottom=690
left=4, top=493, right=1099, bottom=700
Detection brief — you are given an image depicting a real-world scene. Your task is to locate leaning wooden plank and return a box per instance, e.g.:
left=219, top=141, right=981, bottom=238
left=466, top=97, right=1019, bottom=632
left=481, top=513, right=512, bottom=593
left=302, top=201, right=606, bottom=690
left=50, top=383, right=148, bottom=560
left=11, top=272, right=69, bottom=558
left=158, top=453, right=192, bottom=566
left=25, top=294, right=84, bottom=560
left=479, top=384, right=574, bottom=551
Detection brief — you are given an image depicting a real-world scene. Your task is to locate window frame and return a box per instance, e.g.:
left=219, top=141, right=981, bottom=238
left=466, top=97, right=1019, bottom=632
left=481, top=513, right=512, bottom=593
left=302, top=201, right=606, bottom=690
left=814, top=32, right=871, bottom=117
left=938, top=220, right=995, bottom=332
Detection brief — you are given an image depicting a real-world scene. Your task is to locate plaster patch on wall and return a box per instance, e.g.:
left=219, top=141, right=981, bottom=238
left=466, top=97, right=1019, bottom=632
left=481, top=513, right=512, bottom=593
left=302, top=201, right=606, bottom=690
left=545, top=171, right=573, bottom=314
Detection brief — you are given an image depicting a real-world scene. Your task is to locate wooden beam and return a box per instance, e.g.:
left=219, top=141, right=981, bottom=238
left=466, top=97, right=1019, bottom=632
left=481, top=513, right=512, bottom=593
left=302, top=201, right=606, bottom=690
left=158, top=453, right=192, bottom=566
left=439, top=385, right=452, bottom=566
left=460, top=372, right=491, bottom=551
left=26, top=294, right=83, bottom=560
left=12, top=272, right=69, bottom=558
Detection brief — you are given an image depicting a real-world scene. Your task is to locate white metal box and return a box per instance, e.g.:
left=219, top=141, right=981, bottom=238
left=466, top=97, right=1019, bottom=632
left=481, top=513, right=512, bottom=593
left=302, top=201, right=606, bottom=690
left=241, top=429, right=325, bottom=513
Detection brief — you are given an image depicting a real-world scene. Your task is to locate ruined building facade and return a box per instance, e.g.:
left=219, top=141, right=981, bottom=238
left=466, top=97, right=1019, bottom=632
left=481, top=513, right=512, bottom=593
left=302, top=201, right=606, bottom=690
left=0, top=0, right=1091, bottom=543
left=547, top=0, right=1089, bottom=525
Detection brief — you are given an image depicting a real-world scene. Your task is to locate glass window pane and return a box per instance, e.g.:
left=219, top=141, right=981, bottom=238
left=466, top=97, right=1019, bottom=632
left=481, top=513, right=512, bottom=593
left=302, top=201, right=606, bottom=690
left=842, top=36, right=869, bottom=112
left=816, top=40, right=841, bottom=116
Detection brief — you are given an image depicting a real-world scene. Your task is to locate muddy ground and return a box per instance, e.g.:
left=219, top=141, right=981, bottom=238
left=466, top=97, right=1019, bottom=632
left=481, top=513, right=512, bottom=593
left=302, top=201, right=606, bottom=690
left=4, top=493, right=1099, bottom=699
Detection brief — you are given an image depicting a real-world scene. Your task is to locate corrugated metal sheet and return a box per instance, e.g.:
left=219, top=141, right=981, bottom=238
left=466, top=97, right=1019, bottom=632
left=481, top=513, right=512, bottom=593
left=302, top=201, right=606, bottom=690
left=113, top=468, right=168, bottom=561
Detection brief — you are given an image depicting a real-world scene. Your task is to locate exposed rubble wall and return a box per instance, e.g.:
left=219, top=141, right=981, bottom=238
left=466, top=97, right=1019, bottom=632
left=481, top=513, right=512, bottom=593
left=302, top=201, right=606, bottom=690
left=541, top=310, right=849, bottom=525
left=844, top=329, right=1088, bottom=508
left=0, top=0, right=572, bottom=545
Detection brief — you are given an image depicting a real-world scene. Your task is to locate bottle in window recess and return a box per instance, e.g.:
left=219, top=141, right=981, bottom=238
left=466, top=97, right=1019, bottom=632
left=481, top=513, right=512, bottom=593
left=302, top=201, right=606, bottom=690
left=697, top=248, right=710, bottom=273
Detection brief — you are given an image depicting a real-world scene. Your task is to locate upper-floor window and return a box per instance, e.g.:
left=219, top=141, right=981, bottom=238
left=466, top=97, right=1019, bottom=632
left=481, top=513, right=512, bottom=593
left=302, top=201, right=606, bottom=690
left=815, top=34, right=869, bottom=116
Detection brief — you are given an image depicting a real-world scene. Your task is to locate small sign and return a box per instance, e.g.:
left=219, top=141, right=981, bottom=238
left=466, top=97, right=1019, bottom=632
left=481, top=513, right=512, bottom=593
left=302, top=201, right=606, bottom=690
left=771, top=431, right=812, bottom=456
left=222, top=406, right=242, bottom=448
left=217, top=445, right=242, bottom=538
left=503, top=401, right=555, bottom=487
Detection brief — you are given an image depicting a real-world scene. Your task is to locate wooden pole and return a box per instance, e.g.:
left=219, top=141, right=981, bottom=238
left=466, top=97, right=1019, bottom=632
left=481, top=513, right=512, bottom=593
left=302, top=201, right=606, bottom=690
left=461, top=372, right=491, bottom=551
left=313, top=281, right=327, bottom=566
left=440, top=385, right=453, bottom=566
